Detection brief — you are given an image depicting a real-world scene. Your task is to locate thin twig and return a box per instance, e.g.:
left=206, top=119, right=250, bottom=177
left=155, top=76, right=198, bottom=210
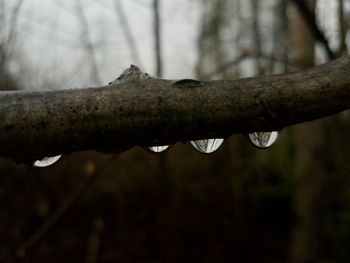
left=113, top=0, right=142, bottom=67
left=201, top=49, right=301, bottom=79
left=75, top=0, right=102, bottom=85
left=1, top=0, right=24, bottom=65
left=200, top=49, right=252, bottom=79
left=153, top=0, right=162, bottom=77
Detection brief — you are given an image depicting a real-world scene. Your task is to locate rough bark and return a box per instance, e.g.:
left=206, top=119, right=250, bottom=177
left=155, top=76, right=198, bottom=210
left=0, top=57, right=350, bottom=163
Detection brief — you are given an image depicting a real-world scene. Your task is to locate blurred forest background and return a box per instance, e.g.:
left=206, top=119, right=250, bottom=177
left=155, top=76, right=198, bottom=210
left=1, top=0, right=350, bottom=262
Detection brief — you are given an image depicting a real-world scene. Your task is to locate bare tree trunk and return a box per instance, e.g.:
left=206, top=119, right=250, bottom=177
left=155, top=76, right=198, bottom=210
left=114, top=0, right=142, bottom=66
left=5, top=0, right=23, bottom=60
left=289, top=1, right=324, bottom=262
left=289, top=0, right=315, bottom=68
left=196, top=0, right=226, bottom=79
left=337, top=0, right=347, bottom=55
left=0, top=0, right=22, bottom=91
left=272, top=0, right=288, bottom=73
left=75, top=0, right=101, bottom=85
left=153, top=0, right=162, bottom=77
left=251, top=0, right=263, bottom=75
left=292, top=0, right=335, bottom=59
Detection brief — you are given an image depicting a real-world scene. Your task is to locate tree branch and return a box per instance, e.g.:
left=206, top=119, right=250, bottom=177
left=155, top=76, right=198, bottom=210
left=1, top=56, right=350, bottom=163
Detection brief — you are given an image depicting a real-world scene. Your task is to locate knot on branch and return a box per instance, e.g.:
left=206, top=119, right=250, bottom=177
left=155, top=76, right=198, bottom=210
left=108, top=65, right=151, bottom=85
left=172, top=79, right=203, bottom=88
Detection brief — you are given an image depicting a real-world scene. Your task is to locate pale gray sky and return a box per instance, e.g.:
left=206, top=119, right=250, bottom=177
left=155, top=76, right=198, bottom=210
left=9, top=0, right=201, bottom=89
left=2, top=0, right=346, bottom=90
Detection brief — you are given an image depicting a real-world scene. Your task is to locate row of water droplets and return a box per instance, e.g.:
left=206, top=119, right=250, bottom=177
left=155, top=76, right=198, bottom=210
left=148, top=131, right=279, bottom=153
left=33, top=132, right=279, bottom=168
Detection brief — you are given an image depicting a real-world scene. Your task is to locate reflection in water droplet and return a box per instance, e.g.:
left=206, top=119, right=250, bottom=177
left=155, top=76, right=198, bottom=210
left=33, top=155, right=62, bottom=168
left=190, top=138, right=224, bottom=154
left=248, top=131, right=279, bottom=148
left=148, top=145, right=169, bottom=153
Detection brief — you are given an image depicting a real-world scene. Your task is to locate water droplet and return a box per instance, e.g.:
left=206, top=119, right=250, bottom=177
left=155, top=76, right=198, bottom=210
left=148, top=145, right=169, bottom=153
left=248, top=131, right=279, bottom=148
left=33, top=155, right=62, bottom=168
left=190, top=138, right=224, bottom=153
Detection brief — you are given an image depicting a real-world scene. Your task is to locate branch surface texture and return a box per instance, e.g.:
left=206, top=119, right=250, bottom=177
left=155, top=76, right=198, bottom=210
left=1, top=56, right=350, bottom=162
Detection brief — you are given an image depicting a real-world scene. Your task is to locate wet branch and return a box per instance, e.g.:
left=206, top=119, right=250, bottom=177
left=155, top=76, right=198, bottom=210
left=0, top=56, right=350, bottom=163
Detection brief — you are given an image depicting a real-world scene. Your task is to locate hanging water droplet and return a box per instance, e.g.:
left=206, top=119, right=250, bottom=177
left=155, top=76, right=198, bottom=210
left=33, top=155, right=62, bottom=168
left=248, top=131, right=279, bottom=148
left=190, top=138, right=224, bottom=154
left=148, top=145, right=169, bottom=153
